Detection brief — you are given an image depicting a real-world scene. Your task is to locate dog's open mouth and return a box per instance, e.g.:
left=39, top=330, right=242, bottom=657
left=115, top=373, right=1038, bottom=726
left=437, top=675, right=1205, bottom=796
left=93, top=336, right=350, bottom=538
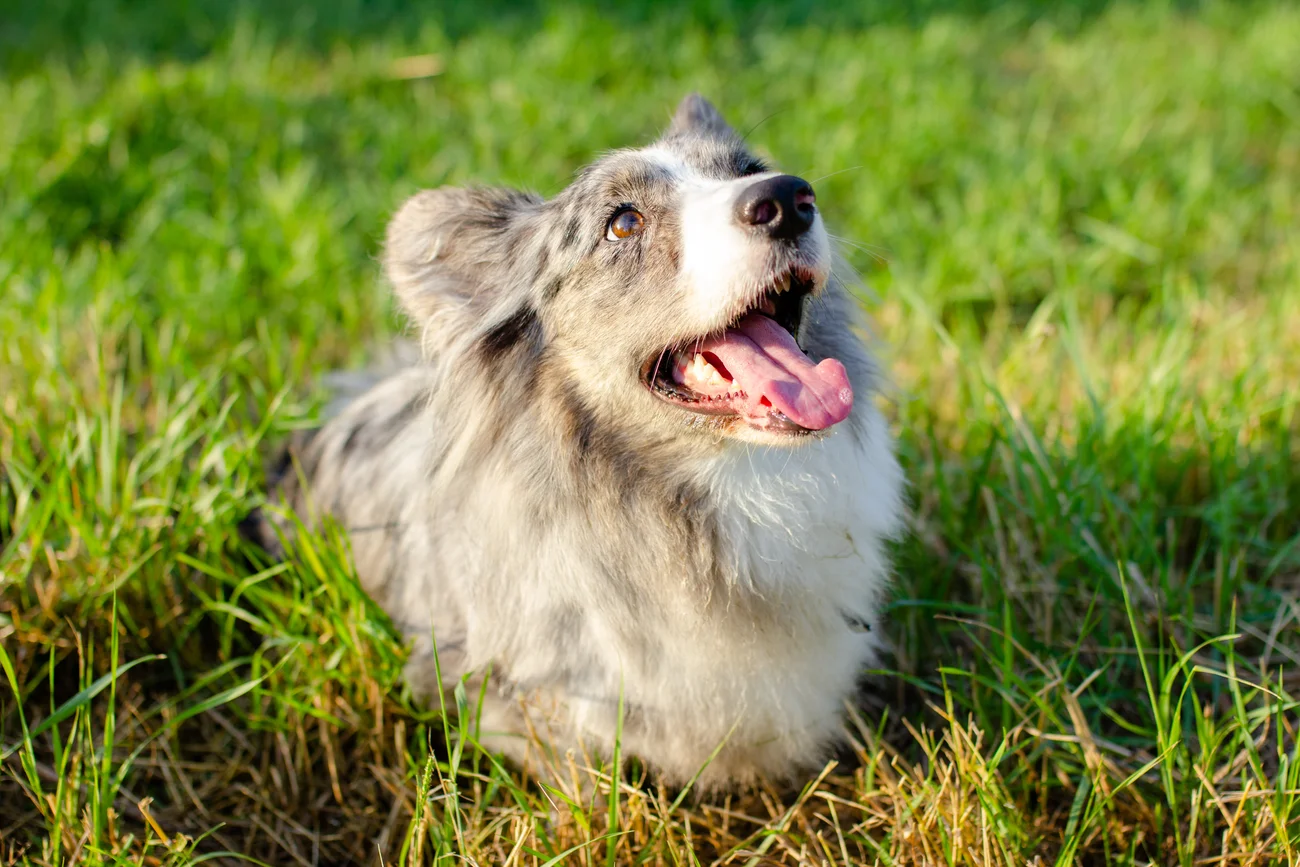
left=642, top=270, right=853, bottom=435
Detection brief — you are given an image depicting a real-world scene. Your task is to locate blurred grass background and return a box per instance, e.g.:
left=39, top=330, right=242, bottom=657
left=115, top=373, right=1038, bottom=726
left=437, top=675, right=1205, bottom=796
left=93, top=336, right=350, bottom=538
left=2, top=1, right=1299, bottom=864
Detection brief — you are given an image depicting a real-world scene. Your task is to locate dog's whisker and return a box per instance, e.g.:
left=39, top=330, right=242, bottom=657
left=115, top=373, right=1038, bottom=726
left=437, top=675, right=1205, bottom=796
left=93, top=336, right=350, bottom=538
left=828, top=233, right=890, bottom=265
left=740, top=109, right=787, bottom=144
left=826, top=232, right=889, bottom=255
left=806, top=165, right=866, bottom=185
left=652, top=346, right=669, bottom=385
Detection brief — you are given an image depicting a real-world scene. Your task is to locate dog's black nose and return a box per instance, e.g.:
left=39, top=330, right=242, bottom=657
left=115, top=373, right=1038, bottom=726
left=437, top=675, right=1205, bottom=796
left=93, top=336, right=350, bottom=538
left=735, top=174, right=816, bottom=240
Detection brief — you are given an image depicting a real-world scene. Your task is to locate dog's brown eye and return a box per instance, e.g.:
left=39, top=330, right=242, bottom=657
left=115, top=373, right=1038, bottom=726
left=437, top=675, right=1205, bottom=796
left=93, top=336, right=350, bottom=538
left=606, top=208, right=645, bottom=240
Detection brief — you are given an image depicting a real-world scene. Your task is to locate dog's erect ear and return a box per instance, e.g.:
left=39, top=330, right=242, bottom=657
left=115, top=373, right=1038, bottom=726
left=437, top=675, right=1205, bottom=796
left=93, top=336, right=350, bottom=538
left=385, top=186, right=542, bottom=338
left=667, top=93, right=737, bottom=140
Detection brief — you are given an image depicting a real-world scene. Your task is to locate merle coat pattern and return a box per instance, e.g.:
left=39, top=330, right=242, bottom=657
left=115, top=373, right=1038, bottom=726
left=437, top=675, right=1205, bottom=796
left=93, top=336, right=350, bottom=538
left=259, top=95, right=905, bottom=788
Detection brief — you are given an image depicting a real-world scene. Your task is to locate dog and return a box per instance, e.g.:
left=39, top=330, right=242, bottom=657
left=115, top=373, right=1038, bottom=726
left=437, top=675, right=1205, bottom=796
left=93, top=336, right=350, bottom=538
left=255, top=94, right=904, bottom=789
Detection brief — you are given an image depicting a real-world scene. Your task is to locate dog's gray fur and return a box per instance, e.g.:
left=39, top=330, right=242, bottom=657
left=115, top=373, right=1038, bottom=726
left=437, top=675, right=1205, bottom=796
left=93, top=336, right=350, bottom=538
left=257, top=96, right=904, bottom=788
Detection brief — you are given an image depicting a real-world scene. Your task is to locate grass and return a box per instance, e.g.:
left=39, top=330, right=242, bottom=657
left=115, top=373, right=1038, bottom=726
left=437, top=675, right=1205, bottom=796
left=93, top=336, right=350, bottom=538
left=2, top=0, right=1299, bottom=862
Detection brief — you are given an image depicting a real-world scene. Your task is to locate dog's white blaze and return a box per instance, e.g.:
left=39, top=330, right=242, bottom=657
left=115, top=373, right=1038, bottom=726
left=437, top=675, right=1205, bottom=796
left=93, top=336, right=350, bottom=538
left=679, top=179, right=761, bottom=321
left=643, top=147, right=831, bottom=324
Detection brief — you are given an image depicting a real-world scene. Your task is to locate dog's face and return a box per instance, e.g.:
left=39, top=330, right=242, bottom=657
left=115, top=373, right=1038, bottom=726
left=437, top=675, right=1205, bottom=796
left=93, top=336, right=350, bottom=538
left=386, top=95, right=854, bottom=449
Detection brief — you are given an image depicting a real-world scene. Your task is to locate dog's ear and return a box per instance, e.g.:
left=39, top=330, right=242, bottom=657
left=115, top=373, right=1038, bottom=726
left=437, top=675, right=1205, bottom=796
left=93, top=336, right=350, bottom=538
left=385, top=186, right=542, bottom=338
left=667, top=93, right=737, bottom=140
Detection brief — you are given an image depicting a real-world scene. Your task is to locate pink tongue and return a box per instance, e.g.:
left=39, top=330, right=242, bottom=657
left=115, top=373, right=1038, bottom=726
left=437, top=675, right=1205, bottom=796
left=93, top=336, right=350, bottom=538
left=693, top=314, right=853, bottom=430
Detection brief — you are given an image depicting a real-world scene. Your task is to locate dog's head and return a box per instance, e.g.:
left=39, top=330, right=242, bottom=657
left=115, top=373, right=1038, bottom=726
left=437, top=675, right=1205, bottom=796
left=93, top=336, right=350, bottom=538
left=386, top=95, right=858, bottom=449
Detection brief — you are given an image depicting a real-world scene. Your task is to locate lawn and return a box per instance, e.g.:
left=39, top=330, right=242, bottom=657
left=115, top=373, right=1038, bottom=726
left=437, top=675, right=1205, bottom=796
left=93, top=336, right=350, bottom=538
left=2, top=0, right=1299, bottom=863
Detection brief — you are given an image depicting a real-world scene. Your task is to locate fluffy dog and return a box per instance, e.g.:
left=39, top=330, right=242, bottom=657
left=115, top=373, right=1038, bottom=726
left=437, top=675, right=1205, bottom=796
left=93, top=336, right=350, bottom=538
left=257, top=95, right=904, bottom=788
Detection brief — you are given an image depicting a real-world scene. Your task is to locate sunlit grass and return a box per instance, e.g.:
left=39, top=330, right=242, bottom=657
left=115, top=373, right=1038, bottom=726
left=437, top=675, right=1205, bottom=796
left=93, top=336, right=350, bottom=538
left=2, top=0, right=1299, bottom=863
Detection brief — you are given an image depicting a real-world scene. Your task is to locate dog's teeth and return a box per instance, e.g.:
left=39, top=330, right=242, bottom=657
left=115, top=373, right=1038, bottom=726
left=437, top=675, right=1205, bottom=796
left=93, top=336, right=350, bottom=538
left=690, top=353, right=730, bottom=387
left=777, top=274, right=791, bottom=294
left=689, top=353, right=710, bottom=382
